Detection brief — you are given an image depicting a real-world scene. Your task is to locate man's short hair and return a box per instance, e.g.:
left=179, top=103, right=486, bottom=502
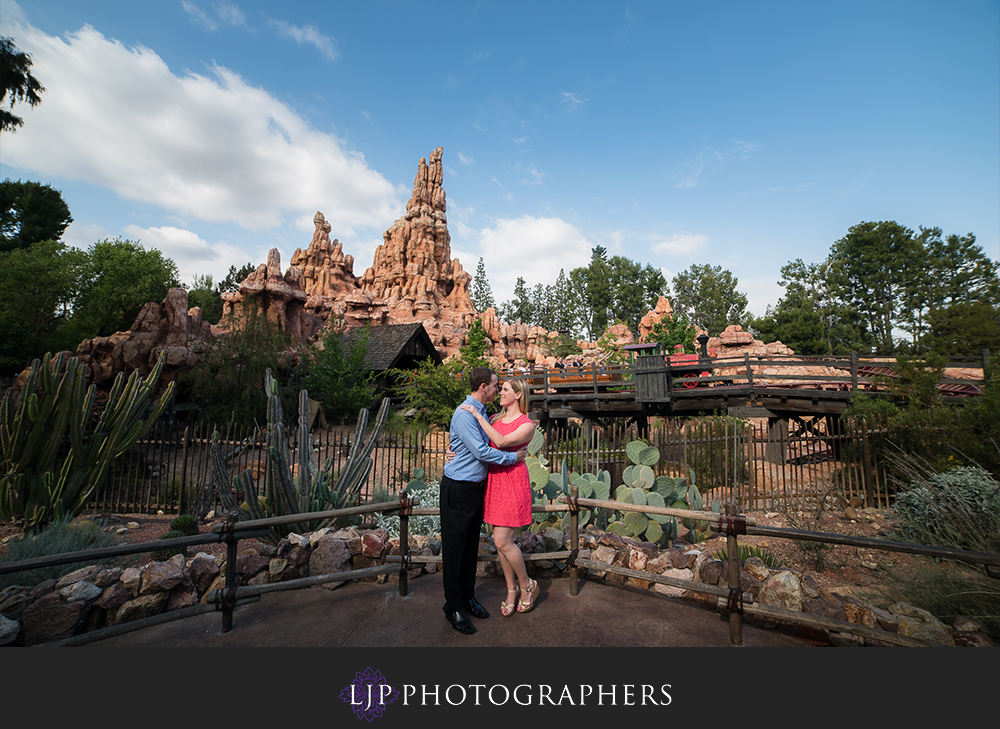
left=470, top=367, right=495, bottom=393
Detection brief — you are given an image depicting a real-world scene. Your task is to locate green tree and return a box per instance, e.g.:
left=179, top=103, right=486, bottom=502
left=177, top=295, right=290, bottom=428
left=470, top=257, right=495, bottom=312
left=69, top=238, right=181, bottom=338
left=670, top=264, right=749, bottom=336
left=390, top=318, right=492, bottom=426
left=645, top=311, right=697, bottom=354
left=899, top=227, right=1000, bottom=352
left=585, top=246, right=613, bottom=336
left=500, top=276, right=534, bottom=324
left=750, top=290, right=831, bottom=356
left=186, top=273, right=223, bottom=324
left=1, top=36, right=44, bottom=133
left=829, top=221, right=923, bottom=353
left=0, top=179, right=73, bottom=252
left=305, top=320, right=377, bottom=424
left=607, top=256, right=666, bottom=333
left=0, top=240, right=86, bottom=374
left=459, top=318, right=491, bottom=369
left=216, top=262, right=256, bottom=293
left=923, top=302, right=1000, bottom=356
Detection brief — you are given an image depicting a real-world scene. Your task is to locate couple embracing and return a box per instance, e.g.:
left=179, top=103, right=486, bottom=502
left=440, top=366, right=539, bottom=635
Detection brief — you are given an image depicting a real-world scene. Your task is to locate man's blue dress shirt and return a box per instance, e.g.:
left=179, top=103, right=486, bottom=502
left=443, top=395, right=517, bottom=483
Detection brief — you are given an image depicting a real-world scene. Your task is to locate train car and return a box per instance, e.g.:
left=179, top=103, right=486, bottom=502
left=624, top=341, right=713, bottom=389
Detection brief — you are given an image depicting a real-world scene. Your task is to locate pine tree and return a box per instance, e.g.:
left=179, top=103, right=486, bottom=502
left=471, top=257, right=495, bottom=312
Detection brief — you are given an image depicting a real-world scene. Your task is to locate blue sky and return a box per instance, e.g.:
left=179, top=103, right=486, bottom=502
left=2, top=0, right=998, bottom=322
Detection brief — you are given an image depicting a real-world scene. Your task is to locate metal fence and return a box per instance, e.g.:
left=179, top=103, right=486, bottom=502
left=89, top=409, right=934, bottom=517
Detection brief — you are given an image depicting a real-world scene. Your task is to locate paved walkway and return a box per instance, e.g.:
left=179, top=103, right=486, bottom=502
left=86, top=574, right=813, bottom=648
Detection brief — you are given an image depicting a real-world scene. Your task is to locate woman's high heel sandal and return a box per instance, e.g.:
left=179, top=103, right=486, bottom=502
left=517, top=579, right=538, bottom=613
left=501, top=587, right=519, bottom=617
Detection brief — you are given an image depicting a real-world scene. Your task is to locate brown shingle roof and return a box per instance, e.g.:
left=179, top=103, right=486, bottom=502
left=340, top=322, right=442, bottom=371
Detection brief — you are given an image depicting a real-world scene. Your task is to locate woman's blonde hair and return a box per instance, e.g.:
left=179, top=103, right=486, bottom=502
left=505, top=377, right=529, bottom=414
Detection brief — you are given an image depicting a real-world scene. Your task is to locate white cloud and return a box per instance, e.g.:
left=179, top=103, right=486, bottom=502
left=268, top=19, right=339, bottom=60
left=476, top=216, right=593, bottom=304
left=465, top=50, right=490, bottom=65
left=513, top=136, right=529, bottom=144
left=123, top=225, right=258, bottom=286
left=651, top=232, right=710, bottom=256
left=674, top=139, right=758, bottom=189
left=457, top=152, right=474, bottom=165
left=0, top=13, right=402, bottom=237
left=520, top=163, right=547, bottom=186
left=181, top=1, right=248, bottom=31
left=560, top=91, right=588, bottom=111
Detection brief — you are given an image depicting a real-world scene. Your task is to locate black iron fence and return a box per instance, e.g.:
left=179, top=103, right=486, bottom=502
left=88, top=410, right=944, bottom=517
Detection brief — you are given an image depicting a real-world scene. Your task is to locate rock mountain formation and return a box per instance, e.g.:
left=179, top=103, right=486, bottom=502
left=68, top=147, right=803, bottom=389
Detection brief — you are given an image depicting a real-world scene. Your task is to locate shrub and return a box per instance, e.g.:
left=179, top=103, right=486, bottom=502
left=890, top=464, right=1000, bottom=554
left=0, top=516, right=117, bottom=589
left=376, top=480, right=441, bottom=539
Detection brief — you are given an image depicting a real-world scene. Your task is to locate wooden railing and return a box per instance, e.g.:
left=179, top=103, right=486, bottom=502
left=6, top=486, right=997, bottom=647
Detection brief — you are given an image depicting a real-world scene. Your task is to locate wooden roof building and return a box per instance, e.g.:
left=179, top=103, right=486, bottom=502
left=341, top=322, right=442, bottom=372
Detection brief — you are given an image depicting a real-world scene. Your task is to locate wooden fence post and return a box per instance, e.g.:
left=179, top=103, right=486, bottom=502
left=399, top=491, right=410, bottom=597
left=861, top=418, right=875, bottom=508
left=178, top=426, right=191, bottom=515
left=569, top=479, right=580, bottom=597
left=725, top=502, right=742, bottom=646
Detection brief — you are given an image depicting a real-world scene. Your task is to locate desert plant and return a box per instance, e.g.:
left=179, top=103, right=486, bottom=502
left=213, top=369, right=390, bottom=544
left=150, top=529, right=187, bottom=562
left=0, top=515, right=117, bottom=589
left=888, top=462, right=1000, bottom=554
left=168, top=514, right=199, bottom=537
left=605, top=439, right=719, bottom=546
left=0, top=351, right=174, bottom=531
left=711, top=543, right=785, bottom=569
left=375, top=468, right=442, bottom=539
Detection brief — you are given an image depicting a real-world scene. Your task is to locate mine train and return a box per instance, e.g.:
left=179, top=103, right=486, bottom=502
left=624, top=335, right=714, bottom=389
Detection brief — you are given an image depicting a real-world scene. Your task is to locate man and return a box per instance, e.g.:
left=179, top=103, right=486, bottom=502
left=440, top=366, right=526, bottom=634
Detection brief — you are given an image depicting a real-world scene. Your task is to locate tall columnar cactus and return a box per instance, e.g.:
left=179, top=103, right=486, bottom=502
left=213, top=368, right=390, bottom=543
left=0, top=351, right=174, bottom=531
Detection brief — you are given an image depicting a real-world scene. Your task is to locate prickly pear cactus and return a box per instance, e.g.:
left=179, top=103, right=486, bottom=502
left=609, top=439, right=721, bottom=546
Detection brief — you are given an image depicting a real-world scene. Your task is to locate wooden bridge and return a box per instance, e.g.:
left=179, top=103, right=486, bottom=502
left=506, top=350, right=990, bottom=430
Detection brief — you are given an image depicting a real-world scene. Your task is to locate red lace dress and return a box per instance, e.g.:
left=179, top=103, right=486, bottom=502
left=482, top=413, right=533, bottom=528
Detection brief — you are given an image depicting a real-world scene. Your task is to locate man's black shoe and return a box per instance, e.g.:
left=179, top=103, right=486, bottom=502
left=464, top=598, right=490, bottom=619
left=446, top=610, right=477, bottom=634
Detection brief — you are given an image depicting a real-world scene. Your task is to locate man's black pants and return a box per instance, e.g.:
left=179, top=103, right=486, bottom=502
left=439, top=474, right=486, bottom=614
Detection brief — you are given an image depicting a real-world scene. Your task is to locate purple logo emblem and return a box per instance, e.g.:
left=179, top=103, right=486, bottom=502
left=339, top=667, right=400, bottom=721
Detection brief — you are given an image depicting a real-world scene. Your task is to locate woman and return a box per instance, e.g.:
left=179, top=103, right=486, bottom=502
left=458, top=377, right=538, bottom=615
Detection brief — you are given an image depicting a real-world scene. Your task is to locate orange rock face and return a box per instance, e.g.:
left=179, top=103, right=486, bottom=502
left=75, top=287, right=214, bottom=389
left=357, top=147, right=476, bottom=358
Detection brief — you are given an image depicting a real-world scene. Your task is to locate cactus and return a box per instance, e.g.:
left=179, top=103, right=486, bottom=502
left=0, top=351, right=174, bottom=532
left=211, top=368, right=390, bottom=544
left=609, top=440, right=720, bottom=546
left=168, top=513, right=199, bottom=536
left=151, top=529, right=187, bottom=562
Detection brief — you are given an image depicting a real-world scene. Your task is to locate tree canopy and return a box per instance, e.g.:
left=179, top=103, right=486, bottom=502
left=0, top=240, right=86, bottom=374
left=1, top=36, right=44, bottom=133
left=70, top=238, right=181, bottom=338
left=0, top=179, right=73, bottom=252
left=670, top=263, right=749, bottom=336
